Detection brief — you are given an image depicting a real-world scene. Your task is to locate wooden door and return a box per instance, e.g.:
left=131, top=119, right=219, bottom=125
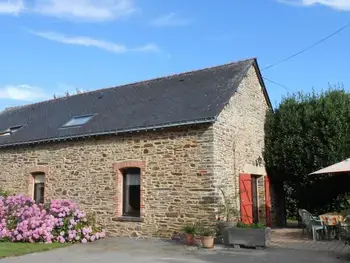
left=239, top=173, right=253, bottom=224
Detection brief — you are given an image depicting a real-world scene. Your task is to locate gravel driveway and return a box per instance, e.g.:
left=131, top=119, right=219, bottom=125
left=1, top=238, right=348, bottom=263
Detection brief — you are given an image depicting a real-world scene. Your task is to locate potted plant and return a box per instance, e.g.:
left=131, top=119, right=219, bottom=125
left=199, top=227, right=215, bottom=249
left=182, top=224, right=197, bottom=246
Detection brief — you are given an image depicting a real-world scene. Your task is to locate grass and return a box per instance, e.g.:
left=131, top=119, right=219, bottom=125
left=0, top=242, right=69, bottom=258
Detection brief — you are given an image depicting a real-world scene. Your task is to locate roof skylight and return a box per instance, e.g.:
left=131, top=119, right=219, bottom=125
left=0, top=125, right=23, bottom=137
left=62, top=115, right=94, bottom=128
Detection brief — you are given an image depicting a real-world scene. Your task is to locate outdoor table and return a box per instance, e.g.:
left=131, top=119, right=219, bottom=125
left=319, top=213, right=344, bottom=240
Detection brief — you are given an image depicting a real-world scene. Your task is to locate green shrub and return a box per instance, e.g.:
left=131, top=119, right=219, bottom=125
left=182, top=224, right=197, bottom=235
left=264, top=88, right=350, bottom=218
left=236, top=222, right=266, bottom=229
left=198, top=226, right=215, bottom=237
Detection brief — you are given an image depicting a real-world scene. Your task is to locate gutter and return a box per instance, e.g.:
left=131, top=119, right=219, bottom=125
left=0, top=117, right=216, bottom=149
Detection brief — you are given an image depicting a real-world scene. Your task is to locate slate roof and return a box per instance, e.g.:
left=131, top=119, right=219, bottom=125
left=0, top=58, right=269, bottom=148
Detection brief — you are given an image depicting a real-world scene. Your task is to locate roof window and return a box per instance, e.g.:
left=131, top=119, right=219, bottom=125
left=0, top=125, right=23, bottom=136
left=62, top=115, right=94, bottom=128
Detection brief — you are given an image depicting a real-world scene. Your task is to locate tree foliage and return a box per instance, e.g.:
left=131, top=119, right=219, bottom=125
left=264, top=88, right=350, bottom=217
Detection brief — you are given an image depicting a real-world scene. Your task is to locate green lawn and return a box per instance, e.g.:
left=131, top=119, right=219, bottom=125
left=0, top=242, right=69, bottom=258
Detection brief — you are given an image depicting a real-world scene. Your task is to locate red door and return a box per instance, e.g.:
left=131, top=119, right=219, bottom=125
left=239, top=173, right=253, bottom=224
left=265, top=176, right=272, bottom=227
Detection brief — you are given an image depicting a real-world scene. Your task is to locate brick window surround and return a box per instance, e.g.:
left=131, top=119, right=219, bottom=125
left=113, top=161, right=146, bottom=221
left=26, top=166, right=49, bottom=201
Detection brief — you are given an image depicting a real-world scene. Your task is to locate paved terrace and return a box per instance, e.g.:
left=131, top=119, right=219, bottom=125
left=1, top=230, right=349, bottom=263
left=271, top=228, right=350, bottom=254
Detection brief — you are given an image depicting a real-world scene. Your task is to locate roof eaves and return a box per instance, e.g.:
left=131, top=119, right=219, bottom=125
left=0, top=117, right=216, bottom=148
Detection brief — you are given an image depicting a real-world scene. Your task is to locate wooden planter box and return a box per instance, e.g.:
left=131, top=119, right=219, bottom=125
left=223, top=227, right=271, bottom=248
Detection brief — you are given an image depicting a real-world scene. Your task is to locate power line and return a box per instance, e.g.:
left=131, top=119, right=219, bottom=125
left=263, top=77, right=295, bottom=93
left=262, top=23, right=350, bottom=71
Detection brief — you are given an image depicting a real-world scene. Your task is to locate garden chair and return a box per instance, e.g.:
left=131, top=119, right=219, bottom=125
left=298, top=209, right=317, bottom=233
left=299, top=209, right=326, bottom=241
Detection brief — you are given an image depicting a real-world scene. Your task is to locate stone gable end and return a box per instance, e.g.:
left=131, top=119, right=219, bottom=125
left=213, top=65, right=270, bottom=224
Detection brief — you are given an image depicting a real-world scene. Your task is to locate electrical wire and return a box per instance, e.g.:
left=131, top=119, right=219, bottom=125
left=263, top=77, right=296, bottom=93
left=262, top=23, right=350, bottom=71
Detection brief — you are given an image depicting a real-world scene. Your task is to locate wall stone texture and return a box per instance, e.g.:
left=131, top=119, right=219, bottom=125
left=0, top=64, right=271, bottom=237
left=0, top=126, right=216, bottom=237
left=213, top=65, right=269, bottom=223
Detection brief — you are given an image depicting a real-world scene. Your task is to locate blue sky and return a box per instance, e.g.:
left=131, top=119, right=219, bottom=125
left=0, top=0, right=349, bottom=110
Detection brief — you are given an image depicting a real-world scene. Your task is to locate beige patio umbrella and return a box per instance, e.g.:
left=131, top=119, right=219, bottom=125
left=310, top=158, right=350, bottom=175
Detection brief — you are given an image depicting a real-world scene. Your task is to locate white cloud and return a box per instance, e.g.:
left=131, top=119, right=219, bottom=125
left=279, top=0, right=350, bottom=11
left=0, top=0, right=24, bottom=14
left=29, top=30, right=161, bottom=54
left=150, top=12, right=189, bottom=27
left=0, top=0, right=136, bottom=21
left=0, top=84, right=47, bottom=101
left=0, top=83, right=90, bottom=102
left=32, top=0, right=136, bottom=21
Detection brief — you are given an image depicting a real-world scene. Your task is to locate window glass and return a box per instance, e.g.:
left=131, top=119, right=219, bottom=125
left=62, top=115, right=93, bottom=128
left=0, top=125, right=23, bottom=136
left=33, top=173, right=45, bottom=204
left=122, top=168, right=141, bottom=217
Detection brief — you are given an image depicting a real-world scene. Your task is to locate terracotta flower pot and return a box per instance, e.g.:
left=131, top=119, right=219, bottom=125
left=201, top=236, right=214, bottom=248
left=186, top=234, right=194, bottom=246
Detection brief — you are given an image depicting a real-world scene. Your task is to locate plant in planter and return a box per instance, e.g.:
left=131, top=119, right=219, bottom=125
left=225, top=221, right=270, bottom=248
left=182, top=224, right=197, bottom=246
left=199, top=226, right=215, bottom=249
left=236, top=222, right=266, bottom=229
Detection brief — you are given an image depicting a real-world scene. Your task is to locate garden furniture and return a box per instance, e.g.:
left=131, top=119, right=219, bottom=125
left=299, top=209, right=326, bottom=241
left=319, top=213, right=344, bottom=240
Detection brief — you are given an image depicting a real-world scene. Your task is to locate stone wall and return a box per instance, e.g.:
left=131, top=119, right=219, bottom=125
left=0, top=125, right=216, bottom=237
left=213, top=65, right=269, bottom=223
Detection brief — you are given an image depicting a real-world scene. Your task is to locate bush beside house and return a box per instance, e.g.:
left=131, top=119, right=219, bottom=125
left=0, top=194, right=105, bottom=244
left=264, top=89, right=350, bottom=220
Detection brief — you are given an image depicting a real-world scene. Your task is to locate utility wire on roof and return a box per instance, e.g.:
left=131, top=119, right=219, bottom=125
left=262, top=23, right=350, bottom=71
left=263, top=77, right=296, bottom=93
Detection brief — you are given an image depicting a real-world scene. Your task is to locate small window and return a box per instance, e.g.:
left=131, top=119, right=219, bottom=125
left=0, top=130, right=10, bottom=137
left=0, top=125, right=23, bottom=136
left=33, top=173, right=45, bottom=204
left=122, top=168, right=141, bottom=217
left=9, top=125, right=23, bottom=133
left=62, top=115, right=94, bottom=128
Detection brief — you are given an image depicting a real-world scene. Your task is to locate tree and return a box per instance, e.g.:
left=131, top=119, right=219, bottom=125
left=264, top=88, right=350, bottom=218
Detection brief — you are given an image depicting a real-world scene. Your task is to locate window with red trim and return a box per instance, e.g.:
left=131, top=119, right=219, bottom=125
left=122, top=168, right=141, bottom=217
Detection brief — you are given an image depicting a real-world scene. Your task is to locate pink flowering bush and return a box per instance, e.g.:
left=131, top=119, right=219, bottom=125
left=0, top=195, right=105, bottom=244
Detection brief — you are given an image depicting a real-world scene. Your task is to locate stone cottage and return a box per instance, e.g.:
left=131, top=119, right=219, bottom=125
left=0, top=58, right=272, bottom=237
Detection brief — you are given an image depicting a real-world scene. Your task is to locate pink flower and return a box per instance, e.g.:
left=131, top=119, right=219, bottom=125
left=0, top=195, right=104, bottom=244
